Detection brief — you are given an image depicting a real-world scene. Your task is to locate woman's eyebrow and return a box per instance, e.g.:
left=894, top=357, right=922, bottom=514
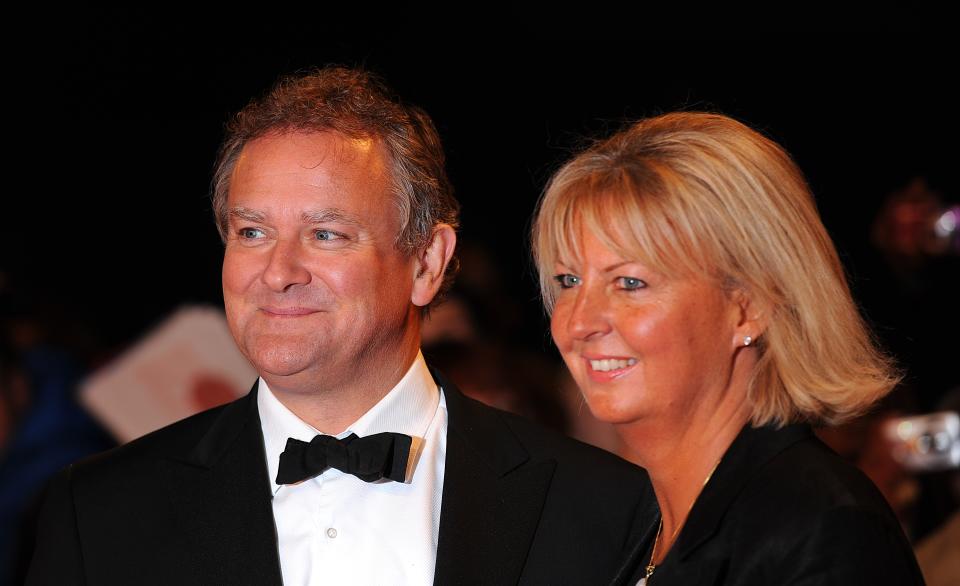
left=601, top=261, right=634, bottom=273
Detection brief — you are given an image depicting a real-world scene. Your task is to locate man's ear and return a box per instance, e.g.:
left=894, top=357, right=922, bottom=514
left=730, top=287, right=770, bottom=349
left=411, top=224, right=457, bottom=307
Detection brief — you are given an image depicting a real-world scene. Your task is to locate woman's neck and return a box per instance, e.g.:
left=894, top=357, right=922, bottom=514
left=618, top=356, right=755, bottom=561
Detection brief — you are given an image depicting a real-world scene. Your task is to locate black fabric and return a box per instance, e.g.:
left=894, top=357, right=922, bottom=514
left=275, top=432, right=412, bottom=484
left=612, top=424, right=926, bottom=586
left=26, top=371, right=657, bottom=586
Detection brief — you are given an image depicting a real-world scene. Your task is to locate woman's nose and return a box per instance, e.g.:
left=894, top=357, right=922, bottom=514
left=560, top=284, right=612, bottom=342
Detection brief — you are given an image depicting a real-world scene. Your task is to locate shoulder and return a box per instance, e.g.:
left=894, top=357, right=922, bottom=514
left=723, top=432, right=923, bottom=583
left=738, top=431, right=894, bottom=521
left=449, top=385, right=648, bottom=482
left=66, top=396, right=244, bottom=491
left=441, top=383, right=657, bottom=582
left=444, top=386, right=655, bottom=532
left=497, top=403, right=657, bottom=534
left=503, top=405, right=647, bottom=479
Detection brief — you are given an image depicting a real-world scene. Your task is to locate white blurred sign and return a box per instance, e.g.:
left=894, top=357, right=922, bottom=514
left=81, top=306, right=257, bottom=443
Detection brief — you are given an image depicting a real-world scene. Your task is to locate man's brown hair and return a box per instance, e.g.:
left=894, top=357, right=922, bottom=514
left=212, top=66, right=460, bottom=297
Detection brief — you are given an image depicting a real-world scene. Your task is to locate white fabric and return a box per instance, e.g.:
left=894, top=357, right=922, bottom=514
left=258, top=352, right=447, bottom=586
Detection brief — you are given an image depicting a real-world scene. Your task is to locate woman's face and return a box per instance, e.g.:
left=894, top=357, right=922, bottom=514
left=550, top=229, right=745, bottom=426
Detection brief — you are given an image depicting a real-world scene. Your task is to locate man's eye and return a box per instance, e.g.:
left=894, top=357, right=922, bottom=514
left=238, top=227, right=265, bottom=240
left=553, top=274, right=581, bottom=289
left=315, top=230, right=344, bottom=241
left=618, top=276, right=647, bottom=290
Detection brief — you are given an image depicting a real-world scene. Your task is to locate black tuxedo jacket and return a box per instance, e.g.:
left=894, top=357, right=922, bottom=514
left=612, top=424, right=925, bottom=586
left=28, top=374, right=657, bottom=585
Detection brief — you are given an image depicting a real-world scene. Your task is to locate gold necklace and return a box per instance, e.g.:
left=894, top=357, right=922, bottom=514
left=639, top=458, right=723, bottom=585
left=640, top=520, right=663, bottom=584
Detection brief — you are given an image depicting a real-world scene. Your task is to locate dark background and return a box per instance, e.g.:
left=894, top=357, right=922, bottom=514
left=5, top=28, right=958, bottom=382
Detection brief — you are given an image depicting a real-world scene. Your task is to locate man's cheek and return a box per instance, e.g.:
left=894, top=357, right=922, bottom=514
left=306, top=262, right=357, bottom=295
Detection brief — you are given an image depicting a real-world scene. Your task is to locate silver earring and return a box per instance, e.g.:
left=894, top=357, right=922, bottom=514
left=743, top=335, right=752, bottom=347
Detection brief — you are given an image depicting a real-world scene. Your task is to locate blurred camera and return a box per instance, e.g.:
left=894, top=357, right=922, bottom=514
left=933, top=205, right=960, bottom=254
left=884, top=411, right=960, bottom=472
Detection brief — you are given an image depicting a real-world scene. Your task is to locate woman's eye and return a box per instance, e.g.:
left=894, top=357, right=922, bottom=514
left=618, top=276, right=647, bottom=290
left=553, top=274, right=581, bottom=289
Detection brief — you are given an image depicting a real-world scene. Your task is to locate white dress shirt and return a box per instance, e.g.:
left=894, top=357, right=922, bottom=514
left=258, top=352, right=447, bottom=586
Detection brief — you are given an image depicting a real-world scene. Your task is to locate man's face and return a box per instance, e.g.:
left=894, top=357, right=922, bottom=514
left=222, top=131, right=421, bottom=396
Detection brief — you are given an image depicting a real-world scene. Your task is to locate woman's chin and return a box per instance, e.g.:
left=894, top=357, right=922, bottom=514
left=581, top=392, right=649, bottom=426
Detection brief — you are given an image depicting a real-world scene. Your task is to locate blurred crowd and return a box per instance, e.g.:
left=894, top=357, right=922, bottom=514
left=1, top=178, right=958, bottom=584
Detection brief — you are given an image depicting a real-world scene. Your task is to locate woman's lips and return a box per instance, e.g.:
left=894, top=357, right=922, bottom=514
left=583, top=355, right=637, bottom=381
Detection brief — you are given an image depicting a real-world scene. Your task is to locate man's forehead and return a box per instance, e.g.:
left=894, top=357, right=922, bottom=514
left=232, top=132, right=388, bottom=195
left=229, top=131, right=390, bottom=192
left=237, top=130, right=384, bottom=169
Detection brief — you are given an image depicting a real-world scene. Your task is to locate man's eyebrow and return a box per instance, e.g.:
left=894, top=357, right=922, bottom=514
left=227, top=207, right=362, bottom=226
left=301, top=208, right=362, bottom=226
left=228, top=207, right=267, bottom=223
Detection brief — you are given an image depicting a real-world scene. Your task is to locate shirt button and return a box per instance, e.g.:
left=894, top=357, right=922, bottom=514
left=326, top=527, right=338, bottom=539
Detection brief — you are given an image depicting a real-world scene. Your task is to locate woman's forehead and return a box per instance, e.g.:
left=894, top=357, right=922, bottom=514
left=553, top=221, right=652, bottom=269
left=549, top=207, right=703, bottom=280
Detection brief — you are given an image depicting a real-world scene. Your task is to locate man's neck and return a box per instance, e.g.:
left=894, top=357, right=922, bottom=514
left=262, top=343, right=422, bottom=434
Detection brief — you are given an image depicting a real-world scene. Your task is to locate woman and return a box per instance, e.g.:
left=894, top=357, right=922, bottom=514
left=532, top=112, right=925, bottom=585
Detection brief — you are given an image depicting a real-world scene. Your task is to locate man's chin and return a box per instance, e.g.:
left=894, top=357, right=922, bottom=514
left=244, top=344, right=321, bottom=380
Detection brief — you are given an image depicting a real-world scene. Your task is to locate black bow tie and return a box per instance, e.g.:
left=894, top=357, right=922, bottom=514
left=276, top=432, right=413, bottom=485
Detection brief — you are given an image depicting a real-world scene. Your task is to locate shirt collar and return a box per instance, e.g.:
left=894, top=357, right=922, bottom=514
left=258, top=351, right=440, bottom=495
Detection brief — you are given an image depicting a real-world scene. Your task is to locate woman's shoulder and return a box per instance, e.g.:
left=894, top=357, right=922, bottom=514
left=707, top=424, right=894, bottom=524
left=723, top=428, right=900, bottom=538
left=717, top=431, right=923, bottom=584
left=745, top=430, right=891, bottom=513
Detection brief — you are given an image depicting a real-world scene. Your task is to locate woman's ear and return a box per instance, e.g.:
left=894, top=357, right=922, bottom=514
left=730, top=287, right=770, bottom=349
left=411, top=224, right=457, bottom=307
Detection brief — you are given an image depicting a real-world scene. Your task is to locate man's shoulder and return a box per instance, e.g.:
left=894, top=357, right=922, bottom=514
left=447, top=387, right=647, bottom=484
left=69, top=394, right=247, bottom=486
left=439, top=387, right=657, bottom=585
left=509, top=408, right=640, bottom=473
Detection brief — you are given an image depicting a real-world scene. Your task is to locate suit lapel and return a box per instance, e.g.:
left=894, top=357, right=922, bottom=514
left=433, top=374, right=557, bottom=585
left=162, top=384, right=283, bottom=586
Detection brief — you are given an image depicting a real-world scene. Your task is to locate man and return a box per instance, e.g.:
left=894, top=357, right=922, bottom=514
left=28, top=67, right=656, bottom=585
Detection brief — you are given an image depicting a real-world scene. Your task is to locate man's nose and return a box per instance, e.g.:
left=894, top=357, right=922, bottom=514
left=564, top=283, right=612, bottom=341
left=261, top=237, right=312, bottom=292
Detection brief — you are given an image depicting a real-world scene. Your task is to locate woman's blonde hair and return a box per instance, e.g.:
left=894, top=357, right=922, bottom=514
left=532, top=112, right=899, bottom=426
